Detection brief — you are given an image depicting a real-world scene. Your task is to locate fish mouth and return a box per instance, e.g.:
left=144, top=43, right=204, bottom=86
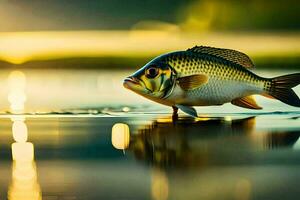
left=123, top=76, right=152, bottom=96
left=123, top=77, right=142, bottom=90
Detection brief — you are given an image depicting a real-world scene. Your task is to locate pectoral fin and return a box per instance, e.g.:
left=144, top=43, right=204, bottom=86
left=176, top=104, right=198, bottom=118
left=231, top=95, right=262, bottom=110
left=177, top=74, right=208, bottom=90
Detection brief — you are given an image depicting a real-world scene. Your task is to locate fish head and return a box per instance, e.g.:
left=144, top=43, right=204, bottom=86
left=123, top=61, right=176, bottom=100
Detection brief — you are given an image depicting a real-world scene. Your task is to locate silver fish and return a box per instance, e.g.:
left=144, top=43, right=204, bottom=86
left=123, top=46, right=300, bottom=117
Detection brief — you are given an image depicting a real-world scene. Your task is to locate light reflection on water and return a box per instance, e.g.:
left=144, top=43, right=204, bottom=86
left=111, top=117, right=300, bottom=168
left=7, top=71, right=42, bottom=200
left=151, top=168, right=169, bottom=200
left=109, top=116, right=300, bottom=199
left=0, top=114, right=298, bottom=199
left=114, top=116, right=300, bottom=200
left=111, top=123, right=130, bottom=151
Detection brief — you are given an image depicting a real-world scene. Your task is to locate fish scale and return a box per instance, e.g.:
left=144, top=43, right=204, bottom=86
left=164, top=51, right=265, bottom=105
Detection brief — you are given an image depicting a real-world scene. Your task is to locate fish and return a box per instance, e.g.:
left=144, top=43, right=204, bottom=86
left=123, top=46, right=300, bottom=118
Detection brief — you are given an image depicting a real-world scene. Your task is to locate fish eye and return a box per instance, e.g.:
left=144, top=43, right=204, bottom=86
left=145, top=66, right=159, bottom=79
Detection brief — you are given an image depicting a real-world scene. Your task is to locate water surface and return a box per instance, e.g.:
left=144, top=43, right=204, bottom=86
left=0, top=69, right=299, bottom=200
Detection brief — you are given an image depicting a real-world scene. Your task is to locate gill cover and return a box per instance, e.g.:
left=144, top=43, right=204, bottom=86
left=132, top=62, right=176, bottom=98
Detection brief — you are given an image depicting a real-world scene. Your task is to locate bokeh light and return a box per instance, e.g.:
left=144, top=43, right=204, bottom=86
left=111, top=123, right=130, bottom=150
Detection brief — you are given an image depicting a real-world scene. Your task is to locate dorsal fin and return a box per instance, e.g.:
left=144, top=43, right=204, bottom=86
left=187, top=46, right=254, bottom=68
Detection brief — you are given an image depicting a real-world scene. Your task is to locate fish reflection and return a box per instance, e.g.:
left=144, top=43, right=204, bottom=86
left=7, top=71, right=42, bottom=200
left=112, top=116, right=300, bottom=168
left=112, top=124, right=170, bottom=200
left=265, top=132, right=300, bottom=149
left=151, top=168, right=169, bottom=200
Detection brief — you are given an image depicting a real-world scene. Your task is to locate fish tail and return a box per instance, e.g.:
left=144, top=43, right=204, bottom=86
left=265, top=73, right=300, bottom=107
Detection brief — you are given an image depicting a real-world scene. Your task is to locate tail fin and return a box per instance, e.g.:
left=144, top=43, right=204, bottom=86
left=267, top=73, right=300, bottom=107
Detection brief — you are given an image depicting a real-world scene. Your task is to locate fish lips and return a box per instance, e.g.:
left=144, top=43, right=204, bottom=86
left=123, top=77, right=145, bottom=93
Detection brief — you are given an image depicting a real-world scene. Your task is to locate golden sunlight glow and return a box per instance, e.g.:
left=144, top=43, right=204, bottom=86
left=9, top=161, right=41, bottom=200
left=194, top=117, right=210, bottom=122
left=11, top=142, right=34, bottom=162
left=12, top=161, right=37, bottom=181
left=111, top=123, right=130, bottom=150
left=8, top=75, right=42, bottom=200
left=156, top=117, right=173, bottom=123
left=8, top=71, right=26, bottom=89
left=9, top=119, right=42, bottom=200
left=151, top=168, right=169, bottom=200
left=0, top=31, right=300, bottom=64
left=224, top=116, right=232, bottom=122
left=12, top=120, right=28, bottom=143
left=0, top=31, right=177, bottom=64
left=8, top=71, right=27, bottom=113
left=181, top=1, right=216, bottom=32
left=8, top=158, right=42, bottom=200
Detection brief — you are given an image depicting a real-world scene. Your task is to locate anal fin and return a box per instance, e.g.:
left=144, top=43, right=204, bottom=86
left=231, top=95, right=262, bottom=110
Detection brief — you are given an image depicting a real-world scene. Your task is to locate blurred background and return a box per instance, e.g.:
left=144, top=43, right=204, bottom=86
left=0, top=2, right=300, bottom=200
left=0, top=0, right=300, bottom=68
left=0, top=0, right=299, bottom=112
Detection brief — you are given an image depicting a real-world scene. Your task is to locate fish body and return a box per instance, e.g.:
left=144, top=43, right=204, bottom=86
left=160, top=51, right=265, bottom=106
left=124, top=46, right=300, bottom=117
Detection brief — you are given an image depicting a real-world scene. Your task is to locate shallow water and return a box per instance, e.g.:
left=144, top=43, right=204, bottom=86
left=0, top=69, right=299, bottom=200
